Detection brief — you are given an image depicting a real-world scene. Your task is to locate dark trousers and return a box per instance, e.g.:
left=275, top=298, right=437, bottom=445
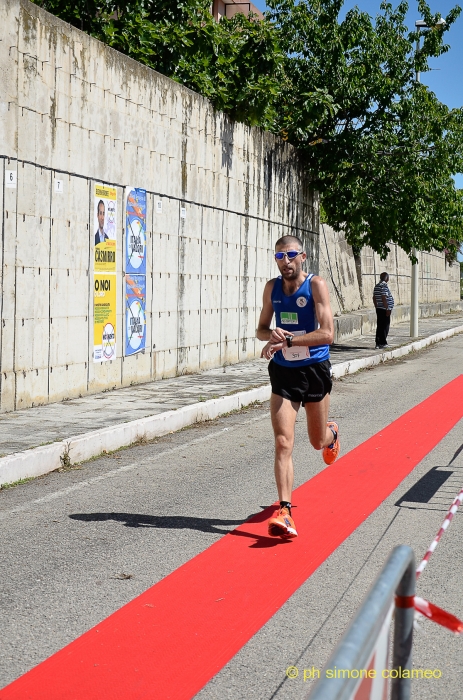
left=375, top=308, right=390, bottom=346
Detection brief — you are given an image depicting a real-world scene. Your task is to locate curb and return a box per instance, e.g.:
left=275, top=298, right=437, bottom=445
left=0, top=385, right=271, bottom=487
left=1, top=324, right=463, bottom=487
left=331, top=324, right=463, bottom=379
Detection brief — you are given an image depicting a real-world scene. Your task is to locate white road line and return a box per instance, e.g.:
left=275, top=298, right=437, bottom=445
left=0, top=413, right=268, bottom=521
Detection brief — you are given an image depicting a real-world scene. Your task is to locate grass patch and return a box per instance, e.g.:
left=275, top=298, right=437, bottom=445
left=214, top=399, right=264, bottom=419
left=0, top=477, right=33, bottom=491
left=224, top=383, right=267, bottom=397
left=57, top=463, right=83, bottom=473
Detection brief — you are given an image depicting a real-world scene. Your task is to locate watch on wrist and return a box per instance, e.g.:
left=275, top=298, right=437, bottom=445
left=286, top=335, right=293, bottom=348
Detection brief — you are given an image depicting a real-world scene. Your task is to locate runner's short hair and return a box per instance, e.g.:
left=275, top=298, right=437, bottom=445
left=275, top=235, right=303, bottom=251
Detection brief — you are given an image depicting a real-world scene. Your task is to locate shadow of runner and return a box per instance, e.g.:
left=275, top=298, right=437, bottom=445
left=69, top=507, right=292, bottom=547
left=69, top=512, right=245, bottom=535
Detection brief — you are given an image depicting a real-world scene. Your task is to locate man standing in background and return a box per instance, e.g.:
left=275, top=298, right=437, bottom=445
left=373, top=272, right=394, bottom=348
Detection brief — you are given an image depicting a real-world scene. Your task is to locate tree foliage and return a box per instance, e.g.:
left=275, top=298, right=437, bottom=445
left=266, top=0, right=463, bottom=259
left=32, top=0, right=282, bottom=125
left=33, top=0, right=463, bottom=259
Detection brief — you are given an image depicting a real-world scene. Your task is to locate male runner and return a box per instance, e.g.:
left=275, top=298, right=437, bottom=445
left=256, top=235, right=340, bottom=539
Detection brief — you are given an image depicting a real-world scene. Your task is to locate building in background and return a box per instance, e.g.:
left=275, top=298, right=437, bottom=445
left=212, top=0, right=263, bottom=20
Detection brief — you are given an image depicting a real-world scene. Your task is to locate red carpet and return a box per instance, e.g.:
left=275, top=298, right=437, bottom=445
left=2, top=376, right=463, bottom=700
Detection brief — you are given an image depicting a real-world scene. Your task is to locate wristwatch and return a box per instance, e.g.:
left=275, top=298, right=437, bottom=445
left=286, top=335, right=293, bottom=348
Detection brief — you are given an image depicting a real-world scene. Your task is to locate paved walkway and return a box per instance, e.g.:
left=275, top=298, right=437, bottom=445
left=1, top=311, right=462, bottom=458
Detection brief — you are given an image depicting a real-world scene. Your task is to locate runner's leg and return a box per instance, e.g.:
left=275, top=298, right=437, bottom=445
left=304, top=393, right=333, bottom=450
left=270, top=393, right=299, bottom=502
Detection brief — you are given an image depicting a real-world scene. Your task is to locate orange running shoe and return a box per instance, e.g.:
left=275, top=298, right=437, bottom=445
left=323, top=421, right=340, bottom=465
left=268, top=507, right=298, bottom=538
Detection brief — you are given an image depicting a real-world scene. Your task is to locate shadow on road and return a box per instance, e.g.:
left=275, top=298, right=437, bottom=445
left=447, top=442, right=463, bottom=466
left=330, top=344, right=372, bottom=352
left=396, top=466, right=453, bottom=506
left=69, top=508, right=293, bottom=548
left=69, top=512, right=245, bottom=534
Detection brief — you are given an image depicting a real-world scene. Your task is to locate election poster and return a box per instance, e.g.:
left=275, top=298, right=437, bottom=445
left=94, top=183, right=117, bottom=273
left=93, top=273, right=117, bottom=362
left=125, top=187, right=147, bottom=275
left=125, top=274, right=146, bottom=356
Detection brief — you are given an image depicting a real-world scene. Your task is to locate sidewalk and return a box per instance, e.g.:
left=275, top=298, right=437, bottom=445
left=1, top=310, right=463, bottom=486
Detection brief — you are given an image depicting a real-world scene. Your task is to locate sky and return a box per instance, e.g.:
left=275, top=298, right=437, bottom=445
left=251, top=0, right=463, bottom=258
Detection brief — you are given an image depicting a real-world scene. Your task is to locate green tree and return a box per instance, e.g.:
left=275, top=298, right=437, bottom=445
left=266, top=0, right=463, bottom=259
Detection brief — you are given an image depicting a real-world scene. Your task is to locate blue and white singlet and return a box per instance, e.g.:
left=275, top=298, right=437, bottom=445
left=271, top=274, right=330, bottom=368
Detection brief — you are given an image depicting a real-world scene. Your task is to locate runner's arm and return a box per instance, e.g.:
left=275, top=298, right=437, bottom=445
left=256, top=280, right=290, bottom=344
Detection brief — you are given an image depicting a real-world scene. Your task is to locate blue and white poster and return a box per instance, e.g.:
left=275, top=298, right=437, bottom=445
left=125, top=187, right=147, bottom=274
left=125, top=274, right=147, bottom=356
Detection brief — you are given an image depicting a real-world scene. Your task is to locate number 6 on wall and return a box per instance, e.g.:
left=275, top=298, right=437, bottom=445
left=5, top=170, right=17, bottom=188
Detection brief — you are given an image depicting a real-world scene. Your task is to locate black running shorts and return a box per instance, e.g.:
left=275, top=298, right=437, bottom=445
left=268, top=359, right=332, bottom=405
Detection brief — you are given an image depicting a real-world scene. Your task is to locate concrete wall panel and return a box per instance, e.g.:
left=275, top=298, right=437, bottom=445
left=0, top=373, right=16, bottom=413
left=48, top=363, right=88, bottom=403
left=0, top=266, right=17, bottom=376
left=0, top=5, right=19, bottom=155
left=87, top=357, right=122, bottom=395
left=155, top=348, right=177, bottom=379
left=16, top=164, right=51, bottom=267
left=14, top=313, right=48, bottom=372
left=121, top=351, right=152, bottom=388
left=0, top=0, right=316, bottom=410
left=320, top=227, right=459, bottom=314
left=15, top=265, right=49, bottom=322
left=2, top=177, right=18, bottom=388
left=49, top=316, right=88, bottom=366
left=15, top=366, right=49, bottom=410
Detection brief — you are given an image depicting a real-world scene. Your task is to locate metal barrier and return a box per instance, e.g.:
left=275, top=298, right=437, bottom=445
left=307, top=545, right=415, bottom=700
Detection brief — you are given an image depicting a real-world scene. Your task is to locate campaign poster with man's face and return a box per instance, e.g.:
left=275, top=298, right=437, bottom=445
left=94, top=184, right=117, bottom=273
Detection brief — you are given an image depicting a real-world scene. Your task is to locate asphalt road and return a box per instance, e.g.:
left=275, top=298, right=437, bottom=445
left=1, top=334, right=462, bottom=699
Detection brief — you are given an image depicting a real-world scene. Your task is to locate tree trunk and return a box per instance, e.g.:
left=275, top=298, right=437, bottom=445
left=353, top=248, right=364, bottom=307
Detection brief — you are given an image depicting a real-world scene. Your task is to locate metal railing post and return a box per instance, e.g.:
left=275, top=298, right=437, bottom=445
left=306, top=546, right=415, bottom=700
left=391, top=554, right=416, bottom=700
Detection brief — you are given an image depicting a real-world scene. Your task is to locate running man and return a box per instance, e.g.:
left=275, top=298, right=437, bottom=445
left=256, top=235, right=340, bottom=539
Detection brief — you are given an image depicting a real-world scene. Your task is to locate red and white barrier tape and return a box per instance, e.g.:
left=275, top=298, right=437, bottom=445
left=410, top=485, right=463, bottom=634
left=413, top=597, right=463, bottom=634
left=416, top=485, right=463, bottom=578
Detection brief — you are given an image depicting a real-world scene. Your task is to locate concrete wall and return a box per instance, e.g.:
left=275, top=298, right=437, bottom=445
left=320, top=224, right=460, bottom=317
left=360, top=244, right=460, bottom=308
left=0, top=0, right=318, bottom=412
left=319, top=225, right=362, bottom=316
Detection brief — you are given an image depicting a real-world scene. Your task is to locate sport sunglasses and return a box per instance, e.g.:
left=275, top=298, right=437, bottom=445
left=274, top=250, right=303, bottom=261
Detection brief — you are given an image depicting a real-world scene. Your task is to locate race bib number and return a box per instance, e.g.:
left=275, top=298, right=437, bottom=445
left=281, top=330, right=310, bottom=362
